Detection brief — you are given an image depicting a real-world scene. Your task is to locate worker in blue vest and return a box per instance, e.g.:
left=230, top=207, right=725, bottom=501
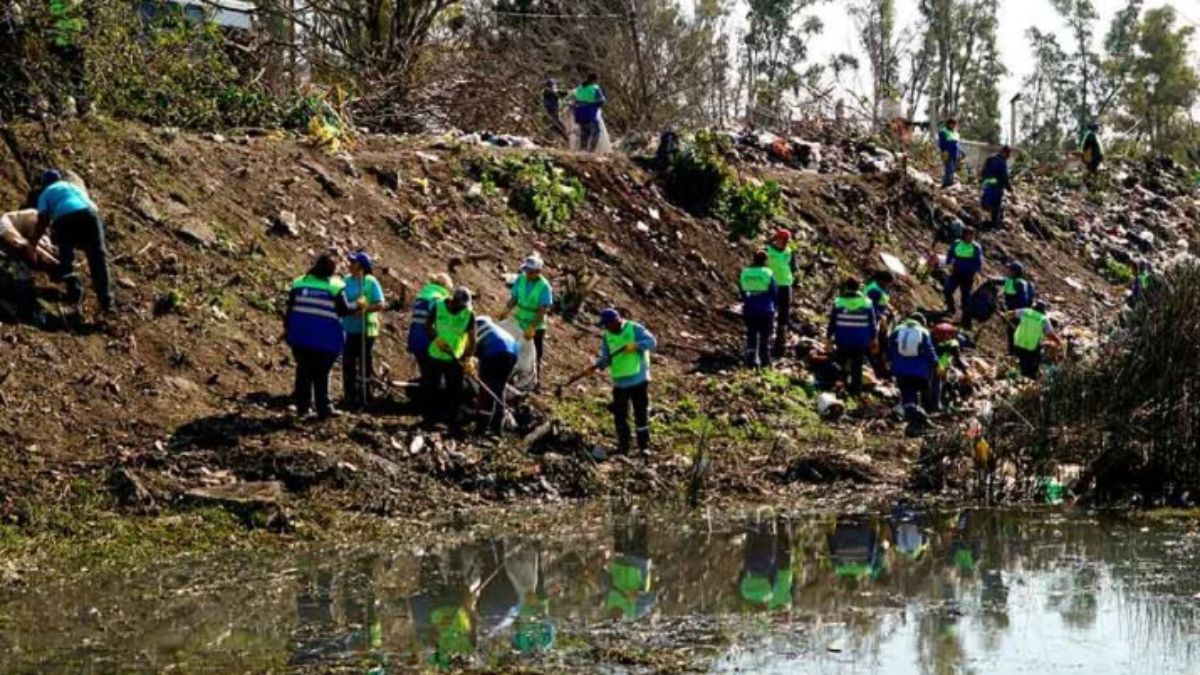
left=27, top=169, right=112, bottom=311
left=284, top=253, right=358, bottom=420
left=1002, top=261, right=1034, bottom=351
left=342, top=251, right=386, bottom=411
left=943, top=226, right=983, bottom=327
left=938, top=118, right=962, bottom=188
left=407, top=272, right=453, bottom=382
left=765, top=229, right=797, bottom=358
left=571, top=74, right=607, bottom=152
left=739, top=250, right=777, bottom=368
left=827, top=278, right=877, bottom=397
left=499, top=255, right=553, bottom=377
left=980, top=146, right=1013, bottom=230
left=887, top=313, right=938, bottom=422
left=473, top=316, right=519, bottom=435
left=423, top=287, right=478, bottom=431
left=1128, top=260, right=1155, bottom=307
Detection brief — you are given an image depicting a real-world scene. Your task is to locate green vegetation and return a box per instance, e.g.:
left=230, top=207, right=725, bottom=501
left=1105, top=256, right=1135, bottom=284
left=465, top=155, right=585, bottom=232
left=722, top=180, right=785, bottom=240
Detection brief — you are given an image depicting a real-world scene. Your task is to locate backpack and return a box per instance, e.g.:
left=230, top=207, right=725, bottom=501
left=896, top=325, right=924, bottom=358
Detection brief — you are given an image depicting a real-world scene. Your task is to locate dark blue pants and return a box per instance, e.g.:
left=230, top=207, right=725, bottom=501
left=942, top=155, right=958, bottom=187
left=52, top=208, right=111, bottom=309
left=944, top=273, right=975, bottom=320
left=745, top=314, right=774, bottom=368
left=898, top=375, right=932, bottom=409
left=835, top=345, right=868, bottom=396
left=293, top=346, right=338, bottom=416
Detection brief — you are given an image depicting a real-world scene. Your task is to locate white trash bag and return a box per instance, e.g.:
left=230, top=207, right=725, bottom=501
left=499, top=318, right=539, bottom=393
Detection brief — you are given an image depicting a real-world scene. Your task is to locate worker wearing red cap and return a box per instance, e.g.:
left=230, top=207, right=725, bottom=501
left=765, top=229, right=797, bottom=359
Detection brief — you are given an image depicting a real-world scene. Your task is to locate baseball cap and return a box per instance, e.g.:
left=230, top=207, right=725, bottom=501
left=453, top=286, right=472, bottom=304
left=348, top=251, right=373, bottom=272
left=597, top=308, right=621, bottom=326
left=521, top=255, right=545, bottom=272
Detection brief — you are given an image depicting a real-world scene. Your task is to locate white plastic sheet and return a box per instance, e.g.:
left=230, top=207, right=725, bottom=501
left=499, top=317, right=539, bottom=393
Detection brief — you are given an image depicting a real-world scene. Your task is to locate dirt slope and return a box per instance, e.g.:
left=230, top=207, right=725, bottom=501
left=0, top=118, right=1143, bottom=528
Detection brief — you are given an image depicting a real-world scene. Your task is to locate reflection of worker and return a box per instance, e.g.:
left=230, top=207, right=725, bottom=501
left=888, top=503, right=928, bottom=561
left=738, top=517, right=794, bottom=612
left=828, top=517, right=885, bottom=581
left=410, top=547, right=481, bottom=669
left=948, top=511, right=981, bottom=575
left=606, top=515, right=656, bottom=620
left=290, top=559, right=384, bottom=669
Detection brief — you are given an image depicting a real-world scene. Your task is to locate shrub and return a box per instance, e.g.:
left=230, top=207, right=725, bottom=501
left=466, top=155, right=585, bottom=232
left=719, top=180, right=783, bottom=241
left=1104, top=257, right=1134, bottom=284
left=664, top=130, right=735, bottom=215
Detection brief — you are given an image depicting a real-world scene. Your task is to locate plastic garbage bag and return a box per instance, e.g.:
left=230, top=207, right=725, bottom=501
left=500, top=318, right=539, bottom=392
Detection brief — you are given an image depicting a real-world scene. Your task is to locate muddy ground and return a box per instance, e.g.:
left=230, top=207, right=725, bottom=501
left=0, top=117, right=1159, bottom=584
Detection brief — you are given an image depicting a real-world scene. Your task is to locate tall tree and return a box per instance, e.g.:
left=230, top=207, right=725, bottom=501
left=1050, top=0, right=1099, bottom=126
left=957, top=0, right=1003, bottom=142
left=1122, top=6, right=1198, bottom=155
left=1019, top=28, right=1077, bottom=156
left=741, top=0, right=825, bottom=117
left=849, top=0, right=901, bottom=127
left=917, top=0, right=1002, bottom=137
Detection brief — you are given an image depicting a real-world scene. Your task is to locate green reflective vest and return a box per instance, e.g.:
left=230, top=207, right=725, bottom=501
left=864, top=280, right=890, bottom=307
left=573, top=84, right=602, bottom=104
left=418, top=282, right=450, bottom=303
left=604, top=321, right=645, bottom=380
left=739, top=266, right=774, bottom=294
left=953, top=241, right=978, bottom=260
left=1013, top=308, right=1047, bottom=351
left=429, top=301, right=472, bottom=361
left=765, top=244, right=794, bottom=286
left=49, top=0, right=84, bottom=48
left=941, top=127, right=960, bottom=143
left=835, top=293, right=872, bottom=311
left=513, top=274, right=551, bottom=331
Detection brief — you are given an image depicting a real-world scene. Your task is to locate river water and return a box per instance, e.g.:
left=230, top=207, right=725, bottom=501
left=3, top=507, right=1199, bottom=673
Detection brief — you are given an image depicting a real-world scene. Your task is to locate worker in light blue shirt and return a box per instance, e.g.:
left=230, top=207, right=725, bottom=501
left=29, top=169, right=111, bottom=311
left=341, top=251, right=385, bottom=411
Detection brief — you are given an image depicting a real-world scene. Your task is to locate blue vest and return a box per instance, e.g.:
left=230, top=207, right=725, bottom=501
left=286, top=275, right=345, bottom=354
left=476, top=317, right=519, bottom=359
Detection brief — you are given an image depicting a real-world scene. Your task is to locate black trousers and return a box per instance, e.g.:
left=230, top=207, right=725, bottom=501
left=612, top=382, right=650, bottom=452
left=943, top=273, right=975, bottom=322
left=578, top=120, right=601, bottom=151
left=835, top=346, right=868, bottom=396
left=744, top=314, right=773, bottom=368
left=293, top=346, right=338, bottom=416
left=52, top=209, right=111, bottom=309
left=774, top=286, right=792, bottom=358
left=987, top=198, right=1005, bottom=231
left=342, top=334, right=375, bottom=408
left=477, top=352, right=517, bottom=433
left=1015, top=347, right=1042, bottom=379
left=897, top=375, right=933, bottom=410
left=422, top=357, right=465, bottom=427
left=533, top=329, right=546, bottom=373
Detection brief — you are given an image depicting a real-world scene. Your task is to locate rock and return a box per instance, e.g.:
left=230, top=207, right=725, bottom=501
left=163, top=375, right=201, bottom=394
left=158, top=127, right=180, bottom=142
left=590, top=447, right=609, bottom=462
left=300, top=161, right=346, bottom=198
left=117, top=277, right=137, bottom=289
left=466, top=182, right=484, bottom=200
left=184, top=481, right=283, bottom=508
left=272, top=210, right=300, bottom=237
left=817, top=392, right=845, bottom=419
left=635, top=221, right=651, bottom=234
left=409, top=435, right=426, bottom=455
left=176, top=219, right=216, bottom=247
left=109, top=465, right=155, bottom=507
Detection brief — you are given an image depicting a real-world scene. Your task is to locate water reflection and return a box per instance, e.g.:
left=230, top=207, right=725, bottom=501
left=4, top=508, right=1200, bottom=673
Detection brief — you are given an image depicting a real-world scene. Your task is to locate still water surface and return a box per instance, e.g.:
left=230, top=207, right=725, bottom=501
left=3, top=507, right=1199, bottom=673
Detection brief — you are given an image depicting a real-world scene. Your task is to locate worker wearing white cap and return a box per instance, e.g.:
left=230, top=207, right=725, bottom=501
left=499, top=254, right=554, bottom=379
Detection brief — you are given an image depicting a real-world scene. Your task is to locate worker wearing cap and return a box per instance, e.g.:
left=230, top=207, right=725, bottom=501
left=1009, top=300, right=1059, bottom=380
left=342, top=251, right=386, bottom=411
left=943, top=226, right=983, bottom=326
left=586, top=309, right=657, bottom=455
left=739, top=250, right=777, bottom=368
left=285, top=252, right=357, bottom=420
left=500, top=255, right=553, bottom=377
left=27, top=169, right=112, bottom=311
left=827, top=278, right=877, bottom=397
left=408, top=272, right=453, bottom=380
left=473, top=316, right=519, bottom=435
left=1002, top=261, right=1034, bottom=351
left=424, top=287, right=478, bottom=431
left=541, top=78, right=567, bottom=140
left=887, top=313, right=938, bottom=417
left=938, top=118, right=961, bottom=188
left=765, top=229, right=797, bottom=358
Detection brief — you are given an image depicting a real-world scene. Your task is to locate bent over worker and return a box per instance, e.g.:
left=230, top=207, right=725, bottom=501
left=474, top=316, right=519, bottom=435
left=285, top=253, right=357, bottom=420
left=887, top=313, right=938, bottom=418
left=739, top=250, right=776, bottom=368
left=1010, top=300, right=1059, bottom=380
left=423, top=287, right=478, bottom=431
left=28, top=169, right=112, bottom=311
left=408, top=273, right=453, bottom=380
left=342, top=251, right=385, bottom=411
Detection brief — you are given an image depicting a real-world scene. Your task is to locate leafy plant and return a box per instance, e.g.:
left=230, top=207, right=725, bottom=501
left=719, top=180, right=784, bottom=241
left=1104, top=256, right=1134, bottom=284
left=466, top=155, right=585, bottom=231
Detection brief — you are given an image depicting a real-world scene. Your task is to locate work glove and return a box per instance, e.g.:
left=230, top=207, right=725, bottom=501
left=524, top=326, right=537, bottom=340
left=463, top=358, right=478, bottom=377
left=434, top=338, right=451, bottom=353
left=621, top=343, right=639, bottom=355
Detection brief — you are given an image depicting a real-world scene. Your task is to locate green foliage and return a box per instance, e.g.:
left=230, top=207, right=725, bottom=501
left=1104, top=257, right=1134, bottom=284
left=664, top=130, right=735, bottom=215
left=466, top=155, right=585, bottom=232
left=719, top=180, right=784, bottom=241
left=1122, top=7, right=1199, bottom=158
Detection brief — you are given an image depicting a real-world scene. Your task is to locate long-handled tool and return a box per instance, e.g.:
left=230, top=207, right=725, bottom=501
left=554, top=365, right=598, bottom=400
left=467, top=370, right=516, bottom=430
